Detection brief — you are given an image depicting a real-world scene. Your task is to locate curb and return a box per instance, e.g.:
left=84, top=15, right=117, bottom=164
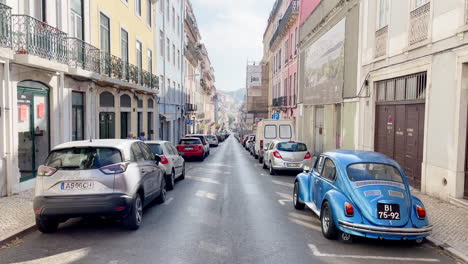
left=0, top=223, right=37, bottom=248
left=427, top=237, right=468, bottom=263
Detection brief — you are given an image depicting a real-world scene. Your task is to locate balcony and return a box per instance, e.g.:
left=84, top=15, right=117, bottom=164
left=185, top=39, right=200, bottom=66
left=375, top=25, right=388, bottom=58
left=12, top=15, right=67, bottom=64
left=0, top=3, right=11, bottom=49
left=186, top=103, right=198, bottom=112
left=68, top=37, right=100, bottom=72
left=186, top=12, right=200, bottom=37
left=269, top=0, right=299, bottom=49
left=409, top=2, right=430, bottom=46
left=2, top=4, right=159, bottom=92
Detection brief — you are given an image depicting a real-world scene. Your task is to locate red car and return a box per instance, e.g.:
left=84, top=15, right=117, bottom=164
left=177, top=137, right=206, bottom=161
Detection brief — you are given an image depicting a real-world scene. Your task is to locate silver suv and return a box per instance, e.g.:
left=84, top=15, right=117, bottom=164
left=33, top=139, right=166, bottom=233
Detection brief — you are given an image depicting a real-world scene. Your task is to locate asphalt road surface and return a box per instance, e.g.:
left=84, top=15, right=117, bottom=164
left=0, top=136, right=458, bottom=264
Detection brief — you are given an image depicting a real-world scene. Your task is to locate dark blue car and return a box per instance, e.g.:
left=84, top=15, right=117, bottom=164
left=293, top=150, right=432, bottom=242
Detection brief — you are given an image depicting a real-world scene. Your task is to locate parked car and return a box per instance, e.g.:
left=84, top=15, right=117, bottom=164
left=255, top=119, right=295, bottom=163
left=186, top=134, right=210, bottom=156
left=245, top=135, right=255, bottom=150
left=177, top=137, right=207, bottom=161
left=206, top=135, right=219, bottom=147
left=263, top=140, right=312, bottom=175
left=146, top=140, right=185, bottom=190
left=33, top=139, right=166, bottom=233
left=293, top=150, right=432, bottom=242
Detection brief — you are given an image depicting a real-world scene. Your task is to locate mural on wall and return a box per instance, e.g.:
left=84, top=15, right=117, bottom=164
left=303, top=18, right=345, bottom=104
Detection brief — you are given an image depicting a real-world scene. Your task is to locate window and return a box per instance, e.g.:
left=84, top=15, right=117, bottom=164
left=284, top=39, right=288, bottom=63
left=147, top=49, right=153, bottom=74
left=293, top=72, right=297, bottom=104
left=72, top=92, right=84, bottom=141
left=295, top=27, right=298, bottom=55
left=172, top=44, right=176, bottom=66
left=177, top=49, right=180, bottom=69
left=148, top=143, right=163, bottom=155
left=34, top=0, right=46, bottom=22
left=160, top=0, right=164, bottom=12
left=99, top=92, right=114, bottom=107
left=284, top=78, right=287, bottom=98
left=100, top=13, right=110, bottom=53
left=177, top=15, right=180, bottom=35
left=56, top=0, right=62, bottom=29
left=166, top=0, right=169, bottom=21
left=277, top=142, right=307, bottom=152
left=279, top=49, right=282, bottom=69
left=347, top=163, right=404, bottom=184
left=70, top=0, right=83, bottom=39
left=131, top=143, right=145, bottom=162
left=138, top=142, right=154, bottom=161
left=172, top=7, right=175, bottom=30
left=146, top=0, right=152, bottom=26
left=279, top=125, right=292, bottom=139
left=135, top=0, right=142, bottom=17
left=136, top=40, right=142, bottom=70
left=290, top=33, right=293, bottom=59
left=414, top=0, right=429, bottom=9
left=45, top=147, right=122, bottom=169
left=159, top=31, right=165, bottom=58
left=121, top=29, right=129, bottom=66
left=321, top=159, right=337, bottom=181
left=264, top=125, right=276, bottom=139
left=378, top=0, right=389, bottom=29
left=314, top=156, right=325, bottom=174
left=167, top=38, right=170, bottom=62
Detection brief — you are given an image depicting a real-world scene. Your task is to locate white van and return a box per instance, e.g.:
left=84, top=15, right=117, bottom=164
left=254, top=119, right=295, bottom=163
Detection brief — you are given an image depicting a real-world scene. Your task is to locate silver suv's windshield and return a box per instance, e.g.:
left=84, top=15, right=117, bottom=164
left=347, top=163, right=404, bottom=183
left=45, top=147, right=122, bottom=170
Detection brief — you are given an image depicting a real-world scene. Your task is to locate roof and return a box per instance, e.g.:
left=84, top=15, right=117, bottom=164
left=53, top=139, right=140, bottom=151
left=323, top=150, right=399, bottom=167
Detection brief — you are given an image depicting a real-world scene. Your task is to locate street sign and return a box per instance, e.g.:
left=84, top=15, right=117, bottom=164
left=272, top=113, right=280, bottom=120
left=186, top=120, right=194, bottom=125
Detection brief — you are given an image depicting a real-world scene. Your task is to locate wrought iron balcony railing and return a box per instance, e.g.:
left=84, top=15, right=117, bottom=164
left=12, top=14, right=68, bottom=64
left=409, top=2, right=430, bottom=45
left=0, top=3, right=12, bottom=48
left=68, top=37, right=100, bottom=72
left=269, top=0, right=299, bottom=49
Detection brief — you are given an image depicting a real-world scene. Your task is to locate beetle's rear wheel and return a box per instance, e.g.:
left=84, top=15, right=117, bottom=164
left=321, top=201, right=338, bottom=239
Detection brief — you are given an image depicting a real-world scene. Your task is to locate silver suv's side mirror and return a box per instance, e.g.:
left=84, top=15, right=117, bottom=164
left=303, top=166, right=311, bottom=173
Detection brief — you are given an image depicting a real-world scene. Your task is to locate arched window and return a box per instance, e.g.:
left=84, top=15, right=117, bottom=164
left=137, top=98, right=143, bottom=108
left=100, top=92, right=114, bottom=107
left=148, top=98, right=154, bottom=109
left=120, top=94, right=131, bottom=108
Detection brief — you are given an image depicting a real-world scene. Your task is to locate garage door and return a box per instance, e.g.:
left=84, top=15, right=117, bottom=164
left=374, top=72, right=426, bottom=189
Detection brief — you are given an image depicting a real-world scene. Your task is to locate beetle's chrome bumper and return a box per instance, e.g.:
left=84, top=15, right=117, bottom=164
left=339, top=220, right=433, bottom=236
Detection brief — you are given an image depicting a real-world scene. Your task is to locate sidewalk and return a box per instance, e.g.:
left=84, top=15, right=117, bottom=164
left=0, top=188, right=467, bottom=262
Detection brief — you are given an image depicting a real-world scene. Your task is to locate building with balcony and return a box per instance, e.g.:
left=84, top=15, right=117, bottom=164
left=267, top=0, right=300, bottom=123
left=155, top=0, right=185, bottom=144
left=0, top=0, right=159, bottom=196
left=197, top=43, right=216, bottom=134
left=359, top=0, right=468, bottom=203
left=183, top=0, right=201, bottom=134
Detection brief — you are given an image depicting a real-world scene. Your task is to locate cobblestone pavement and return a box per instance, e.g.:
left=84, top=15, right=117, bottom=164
left=413, top=189, right=468, bottom=259
left=0, top=189, right=35, bottom=244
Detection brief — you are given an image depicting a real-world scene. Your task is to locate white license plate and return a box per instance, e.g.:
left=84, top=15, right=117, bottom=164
left=185, top=147, right=193, bottom=150
left=287, top=163, right=301, bottom=168
left=61, top=181, right=94, bottom=190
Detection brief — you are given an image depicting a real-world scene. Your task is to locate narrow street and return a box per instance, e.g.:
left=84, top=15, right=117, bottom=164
left=0, top=137, right=456, bottom=264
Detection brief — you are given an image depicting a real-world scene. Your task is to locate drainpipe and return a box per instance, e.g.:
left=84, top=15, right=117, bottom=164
left=3, top=59, right=13, bottom=196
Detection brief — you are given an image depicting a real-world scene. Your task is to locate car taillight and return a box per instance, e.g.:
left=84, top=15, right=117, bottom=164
left=273, top=150, right=282, bottom=159
left=416, top=206, right=426, bottom=219
left=345, top=202, right=354, bottom=217
left=198, top=145, right=203, bottom=151
left=304, top=152, right=312, bottom=159
left=100, top=163, right=127, bottom=175
left=37, top=165, right=57, bottom=177
left=260, top=140, right=264, bottom=149
left=160, top=156, right=170, bottom=164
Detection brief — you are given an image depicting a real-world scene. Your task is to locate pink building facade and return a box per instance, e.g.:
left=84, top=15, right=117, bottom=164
left=269, top=0, right=300, bottom=121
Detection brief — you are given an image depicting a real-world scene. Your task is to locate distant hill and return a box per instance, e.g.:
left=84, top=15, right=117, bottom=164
left=220, top=88, right=246, bottom=104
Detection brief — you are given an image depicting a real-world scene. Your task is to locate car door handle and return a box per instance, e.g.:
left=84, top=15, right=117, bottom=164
left=140, top=169, right=146, bottom=173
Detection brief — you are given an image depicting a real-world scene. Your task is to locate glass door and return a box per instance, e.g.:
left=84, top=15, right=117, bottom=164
left=17, top=87, right=49, bottom=181
left=99, top=112, right=115, bottom=139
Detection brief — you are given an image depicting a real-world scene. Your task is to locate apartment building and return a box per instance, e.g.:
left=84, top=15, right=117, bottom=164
left=155, top=0, right=185, bottom=144
left=0, top=0, right=159, bottom=196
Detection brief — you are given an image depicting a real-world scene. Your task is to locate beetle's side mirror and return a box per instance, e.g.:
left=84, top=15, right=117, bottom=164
left=303, top=166, right=311, bottom=173
left=154, top=155, right=162, bottom=165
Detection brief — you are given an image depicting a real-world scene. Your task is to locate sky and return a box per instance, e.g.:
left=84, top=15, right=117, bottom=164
left=191, top=0, right=274, bottom=92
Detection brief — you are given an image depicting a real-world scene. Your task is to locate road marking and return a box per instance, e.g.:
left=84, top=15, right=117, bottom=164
left=186, top=176, right=221, bottom=185
left=288, top=212, right=319, bottom=223
left=11, top=247, right=91, bottom=264
left=195, top=190, right=218, bottom=200
left=163, top=197, right=174, bottom=205
left=272, top=180, right=294, bottom=188
left=278, top=199, right=292, bottom=205
left=307, top=244, right=440, bottom=262
left=289, top=218, right=321, bottom=232
left=276, top=192, right=293, bottom=199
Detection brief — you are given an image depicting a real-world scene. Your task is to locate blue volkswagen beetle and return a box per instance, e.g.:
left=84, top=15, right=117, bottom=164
left=293, top=150, right=432, bottom=242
